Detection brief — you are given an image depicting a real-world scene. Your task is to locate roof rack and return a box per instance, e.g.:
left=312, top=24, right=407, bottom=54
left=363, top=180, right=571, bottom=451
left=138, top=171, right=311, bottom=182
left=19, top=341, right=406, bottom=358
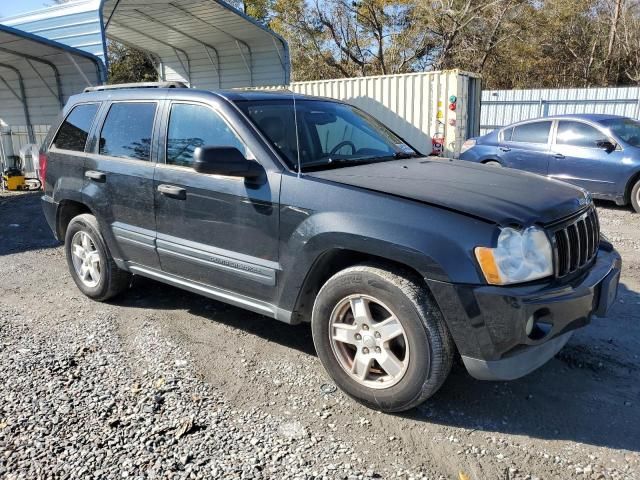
left=84, top=81, right=188, bottom=93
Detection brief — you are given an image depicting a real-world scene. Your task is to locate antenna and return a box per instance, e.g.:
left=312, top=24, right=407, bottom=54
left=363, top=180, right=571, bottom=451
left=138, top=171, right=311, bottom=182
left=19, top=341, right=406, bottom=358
left=291, top=89, right=302, bottom=177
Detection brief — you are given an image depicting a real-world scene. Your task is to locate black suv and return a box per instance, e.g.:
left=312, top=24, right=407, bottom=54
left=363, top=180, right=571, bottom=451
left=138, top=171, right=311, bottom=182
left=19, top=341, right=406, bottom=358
left=41, top=84, right=621, bottom=412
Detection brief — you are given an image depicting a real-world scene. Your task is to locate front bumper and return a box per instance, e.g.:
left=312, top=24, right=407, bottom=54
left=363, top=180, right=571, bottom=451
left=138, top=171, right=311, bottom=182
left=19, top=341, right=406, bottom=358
left=428, top=245, right=621, bottom=381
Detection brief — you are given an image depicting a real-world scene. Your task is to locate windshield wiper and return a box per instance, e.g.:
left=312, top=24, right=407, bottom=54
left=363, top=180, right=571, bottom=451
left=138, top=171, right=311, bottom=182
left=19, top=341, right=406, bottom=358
left=301, top=152, right=421, bottom=172
left=302, top=157, right=377, bottom=172
left=392, top=151, right=420, bottom=159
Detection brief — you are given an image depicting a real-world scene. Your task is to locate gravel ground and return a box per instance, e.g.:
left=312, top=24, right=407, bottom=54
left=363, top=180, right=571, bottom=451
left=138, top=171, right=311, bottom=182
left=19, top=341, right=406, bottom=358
left=0, top=192, right=638, bottom=480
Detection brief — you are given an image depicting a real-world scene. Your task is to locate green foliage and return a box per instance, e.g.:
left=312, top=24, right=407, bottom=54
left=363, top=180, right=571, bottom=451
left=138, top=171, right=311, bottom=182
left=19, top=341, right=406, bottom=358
left=107, top=41, right=158, bottom=85
left=240, top=0, right=640, bottom=88
left=103, top=0, right=640, bottom=89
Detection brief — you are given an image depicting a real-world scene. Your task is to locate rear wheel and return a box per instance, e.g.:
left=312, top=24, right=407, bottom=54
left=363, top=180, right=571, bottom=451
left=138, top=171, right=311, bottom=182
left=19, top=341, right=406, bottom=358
left=631, top=179, right=640, bottom=213
left=484, top=160, right=502, bottom=167
left=311, top=264, right=454, bottom=412
left=65, top=214, right=131, bottom=301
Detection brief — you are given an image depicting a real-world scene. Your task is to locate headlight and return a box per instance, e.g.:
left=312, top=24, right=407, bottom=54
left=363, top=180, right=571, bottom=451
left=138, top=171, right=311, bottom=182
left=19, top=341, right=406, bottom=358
left=475, top=226, right=553, bottom=285
left=460, top=138, right=476, bottom=154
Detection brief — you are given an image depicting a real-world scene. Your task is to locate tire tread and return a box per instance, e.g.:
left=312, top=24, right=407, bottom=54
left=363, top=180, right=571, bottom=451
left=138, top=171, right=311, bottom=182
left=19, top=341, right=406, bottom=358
left=314, top=262, right=455, bottom=412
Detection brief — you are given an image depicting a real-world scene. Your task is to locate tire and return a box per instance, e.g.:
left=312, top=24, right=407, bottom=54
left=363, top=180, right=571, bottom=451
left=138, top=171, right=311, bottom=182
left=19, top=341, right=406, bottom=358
left=631, top=179, right=640, bottom=214
left=64, top=213, right=131, bottom=301
left=311, top=264, right=455, bottom=412
left=484, top=160, right=502, bottom=167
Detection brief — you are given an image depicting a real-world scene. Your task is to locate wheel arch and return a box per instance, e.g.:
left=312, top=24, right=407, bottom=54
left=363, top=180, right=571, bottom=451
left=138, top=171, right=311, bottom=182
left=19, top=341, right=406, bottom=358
left=624, top=168, right=640, bottom=204
left=481, top=158, right=502, bottom=165
left=289, top=247, right=437, bottom=324
left=55, top=198, right=125, bottom=262
left=56, top=199, right=92, bottom=240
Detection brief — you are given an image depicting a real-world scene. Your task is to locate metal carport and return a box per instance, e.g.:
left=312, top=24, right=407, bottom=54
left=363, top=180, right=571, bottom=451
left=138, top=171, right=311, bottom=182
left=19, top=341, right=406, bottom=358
left=0, top=23, right=105, bottom=152
left=100, top=0, right=290, bottom=88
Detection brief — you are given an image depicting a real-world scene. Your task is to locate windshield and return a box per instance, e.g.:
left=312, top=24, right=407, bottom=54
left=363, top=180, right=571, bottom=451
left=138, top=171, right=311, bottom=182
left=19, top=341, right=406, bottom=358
left=236, top=99, right=419, bottom=171
left=600, top=117, right=640, bottom=148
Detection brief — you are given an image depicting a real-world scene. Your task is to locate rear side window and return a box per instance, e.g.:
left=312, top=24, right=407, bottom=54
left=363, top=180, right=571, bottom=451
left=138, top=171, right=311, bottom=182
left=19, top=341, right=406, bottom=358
left=166, top=103, right=245, bottom=167
left=99, top=102, right=157, bottom=161
left=52, top=103, right=99, bottom=152
left=556, top=121, right=606, bottom=148
left=511, top=122, right=552, bottom=144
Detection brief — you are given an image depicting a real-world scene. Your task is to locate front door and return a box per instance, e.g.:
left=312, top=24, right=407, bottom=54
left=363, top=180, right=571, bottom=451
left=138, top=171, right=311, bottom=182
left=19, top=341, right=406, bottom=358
left=153, top=101, right=280, bottom=302
left=499, top=120, right=552, bottom=176
left=548, top=119, right=624, bottom=196
left=84, top=100, right=160, bottom=269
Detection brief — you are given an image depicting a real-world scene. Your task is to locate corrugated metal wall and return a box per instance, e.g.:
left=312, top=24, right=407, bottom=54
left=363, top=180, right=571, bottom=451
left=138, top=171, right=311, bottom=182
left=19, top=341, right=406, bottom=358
left=0, top=126, right=48, bottom=174
left=481, top=86, right=640, bottom=135
left=1, top=0, right=105, bottom=62
left=291, top=70, right=481, bottom=157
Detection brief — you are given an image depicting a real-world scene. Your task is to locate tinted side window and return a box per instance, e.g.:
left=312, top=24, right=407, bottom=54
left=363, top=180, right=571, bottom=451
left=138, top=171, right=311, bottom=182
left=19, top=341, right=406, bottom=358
left=166, top=103, right=246, bottom=167
left=556, top=121, right=605, bottom=148
left=53, top=103, right=99, bottom=152
left=99, top=103, right=157, bottom=161
left=511, top=122, right=552, bottom=144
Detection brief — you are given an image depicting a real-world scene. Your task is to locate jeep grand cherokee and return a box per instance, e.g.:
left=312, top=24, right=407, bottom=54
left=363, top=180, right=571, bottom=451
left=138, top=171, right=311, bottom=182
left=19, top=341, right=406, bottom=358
left=40, top=84, right=621, bottom=412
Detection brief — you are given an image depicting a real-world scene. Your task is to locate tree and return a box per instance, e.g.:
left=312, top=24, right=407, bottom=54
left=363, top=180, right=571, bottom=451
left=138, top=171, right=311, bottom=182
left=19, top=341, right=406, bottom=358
left=53, top=0, right=640, bottom=88
left=238, top=0, right=640, bottom=88
left=107, top=41, right=158, bottom=85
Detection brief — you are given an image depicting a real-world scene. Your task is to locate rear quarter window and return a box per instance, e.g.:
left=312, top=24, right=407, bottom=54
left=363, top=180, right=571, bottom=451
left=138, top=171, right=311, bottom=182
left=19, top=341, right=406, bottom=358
left=52, top=103, right=99, bottom=152
left=501, top=127, right=513, bottom=141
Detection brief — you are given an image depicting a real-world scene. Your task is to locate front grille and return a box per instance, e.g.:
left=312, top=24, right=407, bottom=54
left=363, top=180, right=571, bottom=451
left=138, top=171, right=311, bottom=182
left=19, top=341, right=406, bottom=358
left=553, top=206, right=599, bottom=277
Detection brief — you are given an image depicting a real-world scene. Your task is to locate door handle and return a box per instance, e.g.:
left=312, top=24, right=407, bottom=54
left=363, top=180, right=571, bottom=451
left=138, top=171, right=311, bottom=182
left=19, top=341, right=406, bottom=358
left=85, top=170, right=106, bottom=182
left=499, top=146, right=511, bottom=152
left=157, top=184, right=186, bottom=200
left=552, top=153, right=565, bottom=159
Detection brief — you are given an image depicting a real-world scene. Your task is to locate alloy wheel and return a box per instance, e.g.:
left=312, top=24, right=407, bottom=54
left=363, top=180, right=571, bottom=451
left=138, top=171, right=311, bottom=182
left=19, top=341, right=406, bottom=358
left=70, top=231, right=101, bottom=288
left=328, top=294, right=410, bottom=389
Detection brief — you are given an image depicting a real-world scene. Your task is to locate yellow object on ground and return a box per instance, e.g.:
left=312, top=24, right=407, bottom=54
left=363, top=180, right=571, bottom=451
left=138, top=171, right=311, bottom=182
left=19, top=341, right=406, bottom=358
left=4, top=174, right=26, bottom=191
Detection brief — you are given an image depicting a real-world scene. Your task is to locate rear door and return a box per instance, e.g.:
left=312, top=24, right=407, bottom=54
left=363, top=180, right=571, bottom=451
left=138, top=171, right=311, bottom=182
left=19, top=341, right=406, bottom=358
left=548, top=119, right=624, bottom=196
left=153, top=100, right=281, bottom=302
left=498, top=121, right=552, bottom=175
left=84, top=100, right=161, bottom=269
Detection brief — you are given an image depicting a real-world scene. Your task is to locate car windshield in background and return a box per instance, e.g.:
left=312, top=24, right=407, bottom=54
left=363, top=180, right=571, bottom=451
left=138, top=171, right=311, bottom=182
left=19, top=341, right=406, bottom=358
left=600, top=118, right=640, bottom=148
left=236, top=99, right=418, bottom=171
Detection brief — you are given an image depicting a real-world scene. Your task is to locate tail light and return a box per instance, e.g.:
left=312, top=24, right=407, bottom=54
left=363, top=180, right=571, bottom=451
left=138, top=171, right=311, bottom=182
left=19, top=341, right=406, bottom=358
left=39, top=152, right=48, bottom=191
left=460, top=138, right=477, bottom=154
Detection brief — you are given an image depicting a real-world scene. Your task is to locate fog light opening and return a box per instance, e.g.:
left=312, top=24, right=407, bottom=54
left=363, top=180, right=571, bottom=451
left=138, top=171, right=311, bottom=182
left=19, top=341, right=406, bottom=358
left=526, top=309, right=553, bottom=340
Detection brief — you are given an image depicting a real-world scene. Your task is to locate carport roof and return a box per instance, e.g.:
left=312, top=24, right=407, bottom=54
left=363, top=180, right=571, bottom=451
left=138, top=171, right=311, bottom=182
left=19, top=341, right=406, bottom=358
left=2, top=0, right=290, bottom=90
left=100, top=0, right=290, bottom=89
left=0, top=23, right=105, bottom=140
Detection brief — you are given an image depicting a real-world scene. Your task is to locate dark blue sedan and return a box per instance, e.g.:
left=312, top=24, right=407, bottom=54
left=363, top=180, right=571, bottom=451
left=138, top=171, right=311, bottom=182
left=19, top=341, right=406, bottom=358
left=459, top=114, right=640, bottom=213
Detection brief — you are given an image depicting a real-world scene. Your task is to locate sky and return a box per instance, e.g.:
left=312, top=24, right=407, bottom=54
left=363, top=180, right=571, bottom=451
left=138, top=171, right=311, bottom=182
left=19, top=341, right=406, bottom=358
left=0, top=1, right=51, bottom=19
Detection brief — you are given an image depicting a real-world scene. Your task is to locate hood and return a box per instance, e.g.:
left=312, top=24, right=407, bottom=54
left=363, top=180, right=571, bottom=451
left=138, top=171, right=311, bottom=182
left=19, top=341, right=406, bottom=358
left=308, top=157, right=591, bottom=226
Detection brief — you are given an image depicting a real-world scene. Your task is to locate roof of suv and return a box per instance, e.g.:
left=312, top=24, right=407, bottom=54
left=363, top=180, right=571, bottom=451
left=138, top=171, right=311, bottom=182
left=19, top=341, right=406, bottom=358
left=70, top=86, right=326, bottom=104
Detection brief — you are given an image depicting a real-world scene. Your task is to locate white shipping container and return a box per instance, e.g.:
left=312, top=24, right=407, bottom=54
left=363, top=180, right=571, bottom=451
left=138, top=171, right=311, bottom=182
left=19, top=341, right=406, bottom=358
left=289, top=70, right=482, bottom=157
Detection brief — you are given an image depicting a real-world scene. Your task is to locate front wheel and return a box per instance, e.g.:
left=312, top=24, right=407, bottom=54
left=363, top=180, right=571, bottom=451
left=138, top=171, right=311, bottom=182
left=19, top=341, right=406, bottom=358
left=311, top=264, right=455, bottom=412
left=631, top=179, right=640, bottom=213
left=64, top=214, right=131, bottom=301
left=484, top=160, right=502, bottom=167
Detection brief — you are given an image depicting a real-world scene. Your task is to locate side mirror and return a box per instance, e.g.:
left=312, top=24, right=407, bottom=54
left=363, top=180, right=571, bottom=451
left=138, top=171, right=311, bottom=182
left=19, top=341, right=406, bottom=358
left=193, top=146, right=263, bottom=178
left=596, top=140, right=616, bottom=153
